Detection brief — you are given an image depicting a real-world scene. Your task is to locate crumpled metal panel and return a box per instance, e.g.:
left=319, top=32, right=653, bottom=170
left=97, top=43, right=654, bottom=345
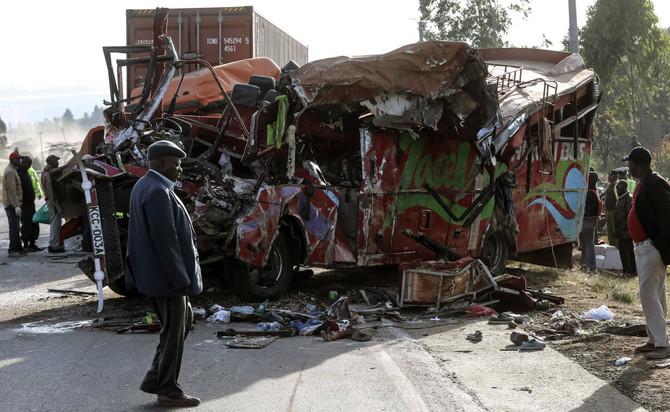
left=290, top=41, right=479, bottom=106
left=236, top=186, right=344, bottom=267
left=360, top=92, right=444, bottom=132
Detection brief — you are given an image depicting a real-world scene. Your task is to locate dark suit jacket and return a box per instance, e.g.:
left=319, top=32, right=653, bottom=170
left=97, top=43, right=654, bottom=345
left=125, top=171, right=202, bottom=297
left=634, top=169, right=670, bottom=264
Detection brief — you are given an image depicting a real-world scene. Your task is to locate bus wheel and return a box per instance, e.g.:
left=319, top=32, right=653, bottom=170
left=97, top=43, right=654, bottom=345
left=234, top=233, right=293, bottom=300
left=481, top=231, right=508, bottom=275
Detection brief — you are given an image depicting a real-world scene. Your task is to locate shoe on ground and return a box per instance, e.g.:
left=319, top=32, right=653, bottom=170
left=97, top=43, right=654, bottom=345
left=635, top=342, right=655, bottom=353
left=8, top=249, right=26, bottom=257
left=520, top=338, right=547, bottom=350
left=466, top=330, right=483, bottom=342
left=510, top=331, right=529, bottom=346
left=156, top=393, right=201, bottom=407
left=646, top=346, right=670, bottom=359
left=139, top=381, right=157, bottom=394
left=48, top=246, right=66, bottom=254
left=26, top=244, right=43, bottom=252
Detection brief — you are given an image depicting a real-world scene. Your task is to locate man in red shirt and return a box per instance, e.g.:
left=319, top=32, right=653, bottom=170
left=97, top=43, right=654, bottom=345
left=625, top=146, right=670, bottom=360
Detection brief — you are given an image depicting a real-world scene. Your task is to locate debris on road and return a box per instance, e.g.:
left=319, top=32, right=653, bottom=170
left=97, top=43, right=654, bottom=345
left=466, top=305, right=496, bottom=318
left=207, top=310, right=231, bottom=324
left=488, top=312, right=532, bottom=325
left=116, top=323, right=161, bottom=334
left=224, top=335, right=278, bottom=349
left=192, top=307, right=207, bottom=319
left=466, top=330, right=483, bottom=342
left=583, top=305, right=614, bottom=321
left=47, top=288, right=96, bottom=297
left=398, top=258, right=499, bottom=309
left=216, top=328, right=293, bottom=338
left=519, top=339, right=546, bottom=351
left=602, top=324, right=647, bottom=337
left=510, top=332, right=530, bottom=346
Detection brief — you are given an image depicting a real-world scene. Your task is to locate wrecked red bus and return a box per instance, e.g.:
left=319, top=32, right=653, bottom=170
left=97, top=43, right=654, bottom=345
left=50, top=10, right=599, bottom=310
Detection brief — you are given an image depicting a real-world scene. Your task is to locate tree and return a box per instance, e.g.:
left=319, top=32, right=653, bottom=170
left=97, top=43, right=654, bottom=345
left=419, top=0, right=531, bottom=48
left=62, top=108, right=74, bottom=124
left=0, top=115, right=6, bottom=135
left=580, top=0, right=670, bottom=171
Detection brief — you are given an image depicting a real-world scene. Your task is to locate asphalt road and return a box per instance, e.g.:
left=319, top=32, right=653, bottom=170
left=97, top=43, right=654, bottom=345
left=0, top=204, right=648, bottom=411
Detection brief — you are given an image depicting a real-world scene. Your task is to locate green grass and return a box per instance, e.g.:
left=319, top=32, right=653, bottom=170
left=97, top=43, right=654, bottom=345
left=611, top=288, right=635, bottom=304
left=587, top=275, right=638, bottom=305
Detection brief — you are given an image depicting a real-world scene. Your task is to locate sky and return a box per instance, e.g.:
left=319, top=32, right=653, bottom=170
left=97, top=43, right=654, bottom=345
left=0, top=0, right=669, bottom=129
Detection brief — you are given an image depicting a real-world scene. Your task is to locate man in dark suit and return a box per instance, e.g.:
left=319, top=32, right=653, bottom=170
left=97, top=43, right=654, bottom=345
left=624, top=146, right=670, bottom=360
left=125, top=140, right=202, bottom=407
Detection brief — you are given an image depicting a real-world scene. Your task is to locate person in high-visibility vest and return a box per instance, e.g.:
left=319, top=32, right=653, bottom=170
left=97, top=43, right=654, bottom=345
left=618, top=168, right=636, bottom=194
left=27, top=166, right=42, bottom=199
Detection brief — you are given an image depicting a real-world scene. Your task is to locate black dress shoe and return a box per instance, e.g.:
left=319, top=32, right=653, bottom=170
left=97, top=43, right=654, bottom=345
left=27, top=244, right=43, bottom=252
left=157, top=393, right=201, bottom=407
left=139, top=382, right=157, bottom=394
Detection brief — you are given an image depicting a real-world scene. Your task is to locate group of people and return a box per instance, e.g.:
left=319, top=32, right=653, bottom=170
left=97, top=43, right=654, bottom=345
left=5, top=142, right=202, bottom=406
left=582, top=164, right=641, bottom=275
left=3, top=149, right=64, bottom=257
left=604, top=167, right=638, bottom=276
left=582, top=146, right=670, bottom=361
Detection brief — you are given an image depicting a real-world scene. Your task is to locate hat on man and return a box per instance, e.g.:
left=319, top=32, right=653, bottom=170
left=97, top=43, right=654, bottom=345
left=46, top=154, right=61, bottom=163
left=608, top=170, right=617, bottom=175
left=622, top=146, right=651, bottom=164
left=9, top=151, right=20, bottom=161
left=147, top=140, right=187, bottom=161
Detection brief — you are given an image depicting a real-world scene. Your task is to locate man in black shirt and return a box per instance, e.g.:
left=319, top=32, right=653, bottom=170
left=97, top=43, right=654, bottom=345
left=580, top=171, right=601, bottom=271
left=17, top=156, right=42, bottom=252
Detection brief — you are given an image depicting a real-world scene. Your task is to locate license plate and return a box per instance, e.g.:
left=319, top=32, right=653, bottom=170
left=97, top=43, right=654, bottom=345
left=88, top=205, right=105, bottom=256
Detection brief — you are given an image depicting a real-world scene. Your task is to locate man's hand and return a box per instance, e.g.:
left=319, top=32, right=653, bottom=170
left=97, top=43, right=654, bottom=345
left=15, top=206, right=21, bottom=217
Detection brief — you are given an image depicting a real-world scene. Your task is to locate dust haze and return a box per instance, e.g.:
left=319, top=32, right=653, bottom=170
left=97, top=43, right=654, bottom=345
left=6, top=126, right=91, bottom=170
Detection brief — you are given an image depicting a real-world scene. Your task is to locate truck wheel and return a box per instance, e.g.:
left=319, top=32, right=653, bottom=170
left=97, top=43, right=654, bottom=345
left=107, top=275, right=140, bottom=297
left=234, top=234, right=293, bottom=300
left=481, top=231, right=508, bottom=275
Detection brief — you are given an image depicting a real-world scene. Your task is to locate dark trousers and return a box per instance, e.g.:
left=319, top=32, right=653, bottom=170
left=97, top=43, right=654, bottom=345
left=618, top=237, right=637, bottom=275
left=20, top=201, right=39, bottom=244
left=580, top=216, right=597, bottom=270
left=140, top=296, right=193, bottom=396
left=5, top=206, right=22, bottom=252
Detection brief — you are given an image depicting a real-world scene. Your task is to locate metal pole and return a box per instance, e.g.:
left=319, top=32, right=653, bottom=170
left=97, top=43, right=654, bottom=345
left=38, top=132, right=45, bottom=165
left=178, top=12, right=183, bottom=74
left=196, top=11, right=201, bottom=70
left=568, top=0, right=579, bottom=53
left=218, top=11, right=223, bottom=65
left=418, top=21, right=424, bottom=42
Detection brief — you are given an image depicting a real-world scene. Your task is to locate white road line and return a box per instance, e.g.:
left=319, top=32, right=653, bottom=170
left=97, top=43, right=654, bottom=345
left=371, top=346, right=430, bottom=412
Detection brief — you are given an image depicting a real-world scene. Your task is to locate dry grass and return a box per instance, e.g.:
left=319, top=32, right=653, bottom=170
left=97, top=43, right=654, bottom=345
left=509, top=261, right=642, bottom=312
left=588, top=274, right=638, bottom=304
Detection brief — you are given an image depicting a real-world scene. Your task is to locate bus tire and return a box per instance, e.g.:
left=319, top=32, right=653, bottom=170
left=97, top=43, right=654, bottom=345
left=233, top=233, right=293, bottom=300
left=481, top=231, right=509, bottom=275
